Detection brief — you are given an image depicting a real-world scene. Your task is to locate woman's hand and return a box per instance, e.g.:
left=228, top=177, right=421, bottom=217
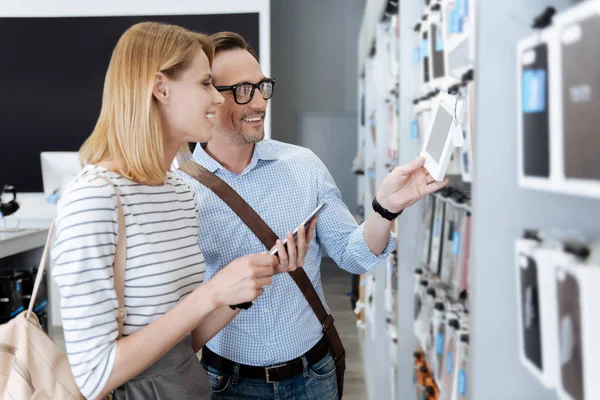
left=376, top=157, right=449, bottom=214
left=271, top=218, right=318, bottom=274
left=206, top=253, right=278, bottom=308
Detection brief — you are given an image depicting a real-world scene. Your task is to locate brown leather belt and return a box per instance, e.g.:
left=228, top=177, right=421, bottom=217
left=201, top=337, right=330, bottom=383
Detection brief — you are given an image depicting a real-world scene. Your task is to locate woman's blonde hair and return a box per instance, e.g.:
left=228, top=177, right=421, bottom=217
left=79, top=22, right=213, bottom=185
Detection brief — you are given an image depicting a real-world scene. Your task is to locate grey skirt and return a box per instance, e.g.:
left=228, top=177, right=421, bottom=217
left=113, top=335, right=211, bottom=400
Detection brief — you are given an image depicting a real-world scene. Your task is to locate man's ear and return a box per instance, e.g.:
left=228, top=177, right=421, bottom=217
left=153, top=72, right=169, bottom=105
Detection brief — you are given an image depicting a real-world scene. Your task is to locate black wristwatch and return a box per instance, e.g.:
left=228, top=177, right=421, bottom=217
left=372, top=197, right=403, bottom=221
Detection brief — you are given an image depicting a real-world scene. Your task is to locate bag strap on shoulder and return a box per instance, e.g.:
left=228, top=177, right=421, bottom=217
left=179, top=160, right=342, bottom=340
left=27, top=175, right=127, bottom=339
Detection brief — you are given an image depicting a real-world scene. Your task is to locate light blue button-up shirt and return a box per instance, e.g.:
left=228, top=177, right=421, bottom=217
left=177, top=140, right=392, bottom=366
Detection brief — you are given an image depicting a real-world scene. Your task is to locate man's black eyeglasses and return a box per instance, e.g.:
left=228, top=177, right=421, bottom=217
left=215, top=79, right=275, bottom=105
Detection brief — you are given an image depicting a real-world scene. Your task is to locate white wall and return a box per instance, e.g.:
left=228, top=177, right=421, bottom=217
left=270, top=0, right=366, bottom=144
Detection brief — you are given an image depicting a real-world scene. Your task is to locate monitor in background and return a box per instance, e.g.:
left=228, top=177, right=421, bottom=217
left=40, top=152, right=81, bottom=200
left=0, top=14, right=259, bottom=192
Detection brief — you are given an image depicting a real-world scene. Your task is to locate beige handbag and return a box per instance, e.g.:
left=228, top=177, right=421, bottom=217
left=0, top=177, right=126, bottom=399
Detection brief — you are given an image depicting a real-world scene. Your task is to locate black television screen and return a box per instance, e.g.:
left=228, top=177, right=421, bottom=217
left=0, top=13, right=259, bottom=192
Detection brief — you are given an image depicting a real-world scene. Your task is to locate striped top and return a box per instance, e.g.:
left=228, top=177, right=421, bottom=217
left=51, top=165, right=206, bottom=399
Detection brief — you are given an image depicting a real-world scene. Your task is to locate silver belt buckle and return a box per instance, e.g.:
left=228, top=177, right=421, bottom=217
left=265, top=363, right=287, bottom=383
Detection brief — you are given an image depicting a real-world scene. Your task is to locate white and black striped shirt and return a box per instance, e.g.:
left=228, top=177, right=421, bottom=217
left=51, top=165, right=206, bottom=399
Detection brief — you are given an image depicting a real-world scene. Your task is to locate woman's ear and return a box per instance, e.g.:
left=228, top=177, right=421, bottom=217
left=153, top=72, right=169, bottom=105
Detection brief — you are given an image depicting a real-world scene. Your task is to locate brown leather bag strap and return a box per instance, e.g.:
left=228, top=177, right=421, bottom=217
left=180, top=160, right=337, bottom=331
left=180, top=159, right=346, bottom=398
left=97, top=177, right=127, bottom=339
left=180, top=161, right=279, bottom=250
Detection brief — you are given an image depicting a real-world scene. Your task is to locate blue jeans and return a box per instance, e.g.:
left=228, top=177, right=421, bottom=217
left=201, top=351, right=338, bottom=400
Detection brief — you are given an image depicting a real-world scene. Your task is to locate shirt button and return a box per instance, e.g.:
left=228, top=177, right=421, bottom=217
left=263, top=308, right=268, bottom=313
left=266, top=341, right=270, bottom=347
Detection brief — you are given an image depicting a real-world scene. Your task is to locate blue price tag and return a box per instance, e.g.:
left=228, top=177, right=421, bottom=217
left=422, top=39, right=429, bottom=58
left=436, top=333, right=444, bottom=354
left=449, top=9, right=463, bottom=34
left=412, top=46, right=421, bottom=64
left=452, top=231, right=461, bottom=254
left=457, top=0, right=468, bottom=18
left=434, top=218, right=440, bottom=237
left=458, top=370, right=467, bottom=396
left=410, top=120, right=419, bottom=138
left=522, top=69, right=547, bottom=113
left=435, top=27, right=444, bottom=52
left=446, top=351, right=453, bottom=374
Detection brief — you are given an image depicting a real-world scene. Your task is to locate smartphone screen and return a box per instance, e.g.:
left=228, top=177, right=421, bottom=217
left=270, top=203, right=327, bottom=255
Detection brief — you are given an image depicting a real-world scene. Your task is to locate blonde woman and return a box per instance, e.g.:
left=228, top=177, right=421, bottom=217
left=51, top=22, right=314, bottom=400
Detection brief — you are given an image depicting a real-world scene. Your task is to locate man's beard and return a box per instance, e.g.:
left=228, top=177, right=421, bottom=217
left=223, top=125, right=265, bottom=145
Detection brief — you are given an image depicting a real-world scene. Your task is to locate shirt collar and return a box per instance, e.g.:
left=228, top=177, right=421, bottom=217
left=192, top=140, right=279, bottom=174
left=254, top=140, right=278, bottom=161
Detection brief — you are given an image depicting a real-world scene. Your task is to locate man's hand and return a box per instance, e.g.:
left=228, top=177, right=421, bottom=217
left=271, top=218, right=318, bottom=273
left=376, top=157, right=449, bottom=214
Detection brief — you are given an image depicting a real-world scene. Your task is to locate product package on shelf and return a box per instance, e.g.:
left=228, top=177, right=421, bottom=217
left=390, top=14, right=400, bottom=84
left=414, top=93, right=433, bottom=150
left=413, top=22, right=423, bottom=84
left=421, top=16, right=432, bottom=94
left=516, top=228, right=600, bottom=399
left=440, top=315, right=461, bottom=400
left=387, top=91, right=400, bottom=161
left=354, top=274, right=366, bottom=331
left=441, top=0, right=474, bottom=83
left=515, top=231, right=562, bottom=388
left=421, top=195, right=436, bottom=265
left=429, top=191, right=446, bottom=275
left=555, top=242, right=600, bottom=400
left=439, top=200, right=458, bottom=286
left=364, top=275, right=376, bottom=337
left=385, top=249, right=398, bottom=314
left=422, top=286, right=446, bottom=360
left=454, top=332, right=470, bottom=400
left=427, top=3, right=448, bottom=89
left=452, top=210, right=471, bottom=300
left=432, top=302, right=447, bottom=382
left=414, top=350, right=428, bottom=399
left=458, top=80, right=475, bottom=183
left=517, top=0, right=600, bottom=199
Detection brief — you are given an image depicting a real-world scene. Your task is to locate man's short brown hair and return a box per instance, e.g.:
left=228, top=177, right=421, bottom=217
left=210, top=31, right=259, bottom=61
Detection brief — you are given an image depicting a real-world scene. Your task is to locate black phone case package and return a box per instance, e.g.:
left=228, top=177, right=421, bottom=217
left=515, top=238, right=562, bottom=389
left=518, top=0, right=600, bottom=199
left=555, top=255, right=600, bottom=400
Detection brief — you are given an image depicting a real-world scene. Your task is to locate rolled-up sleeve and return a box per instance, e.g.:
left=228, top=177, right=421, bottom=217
left=311, top=153, right=393, bottom=274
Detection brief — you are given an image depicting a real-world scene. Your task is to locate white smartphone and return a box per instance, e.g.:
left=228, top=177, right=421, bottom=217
left=270, top=203, right=327, bottom=256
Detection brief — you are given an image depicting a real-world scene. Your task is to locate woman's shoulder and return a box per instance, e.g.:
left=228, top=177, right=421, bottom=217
left=60, top=165, right=115, bottom=198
